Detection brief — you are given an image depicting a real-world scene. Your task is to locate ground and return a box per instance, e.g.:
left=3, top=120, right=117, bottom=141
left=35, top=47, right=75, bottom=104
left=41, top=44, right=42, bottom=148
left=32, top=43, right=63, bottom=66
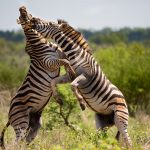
left=0, top=90, right=150, bottom=150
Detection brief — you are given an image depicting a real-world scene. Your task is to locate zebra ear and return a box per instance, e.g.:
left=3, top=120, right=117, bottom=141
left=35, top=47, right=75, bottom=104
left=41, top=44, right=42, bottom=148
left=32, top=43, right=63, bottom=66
left=57, top=19, right=68, bottom=28
left=57, top=19, right=68, bottom=24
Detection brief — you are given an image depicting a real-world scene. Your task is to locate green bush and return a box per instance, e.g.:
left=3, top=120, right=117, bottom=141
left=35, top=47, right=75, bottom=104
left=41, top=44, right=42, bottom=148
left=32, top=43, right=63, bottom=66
left=43, top=84, right=81, bottom=130
left=0, top=62, right=28, bottom=89
left=94, top=42, right=150, bottom=115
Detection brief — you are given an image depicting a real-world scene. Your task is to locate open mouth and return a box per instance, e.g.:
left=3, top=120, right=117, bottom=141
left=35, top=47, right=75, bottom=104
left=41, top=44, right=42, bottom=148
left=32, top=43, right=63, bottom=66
left=17, top=6, right=32, bottom=24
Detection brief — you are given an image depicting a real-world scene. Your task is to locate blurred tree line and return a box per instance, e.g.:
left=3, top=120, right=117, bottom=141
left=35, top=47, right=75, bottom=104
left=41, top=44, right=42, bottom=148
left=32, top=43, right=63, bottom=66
left=80, top=27, right=150, bottom=47
left=0, top=30, right=24, bottom=42
left=1, top=28, right=150, bottom=45
left=0, top=28, right=150, bottom=115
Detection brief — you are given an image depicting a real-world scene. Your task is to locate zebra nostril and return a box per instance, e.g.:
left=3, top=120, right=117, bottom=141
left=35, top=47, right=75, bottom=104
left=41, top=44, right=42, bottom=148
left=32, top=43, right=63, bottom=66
left=16, top=19, right=21, bottom=24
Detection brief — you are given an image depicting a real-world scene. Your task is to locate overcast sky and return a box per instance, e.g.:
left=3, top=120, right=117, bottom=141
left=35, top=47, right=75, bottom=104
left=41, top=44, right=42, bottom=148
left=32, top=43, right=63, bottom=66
left=0, top=0, right=150, bottom=31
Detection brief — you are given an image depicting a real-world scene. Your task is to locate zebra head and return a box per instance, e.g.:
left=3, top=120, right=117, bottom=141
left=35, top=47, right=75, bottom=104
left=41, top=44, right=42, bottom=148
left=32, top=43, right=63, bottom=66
left=30, top=17, right=92, bottom=53
left=30, top=17, right=70, bottom=39
left=17, top=6, right=33, bottom=30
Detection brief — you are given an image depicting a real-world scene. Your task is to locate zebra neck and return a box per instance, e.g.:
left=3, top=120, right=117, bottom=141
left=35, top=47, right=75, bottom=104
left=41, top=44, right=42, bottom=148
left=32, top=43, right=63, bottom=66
left=52, top=32, right=75, bottom=52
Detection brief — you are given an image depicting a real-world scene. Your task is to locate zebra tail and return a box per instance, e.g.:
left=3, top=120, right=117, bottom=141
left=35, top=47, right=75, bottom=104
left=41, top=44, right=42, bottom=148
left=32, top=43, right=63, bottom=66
left=0, top=121, right=10, bottom=149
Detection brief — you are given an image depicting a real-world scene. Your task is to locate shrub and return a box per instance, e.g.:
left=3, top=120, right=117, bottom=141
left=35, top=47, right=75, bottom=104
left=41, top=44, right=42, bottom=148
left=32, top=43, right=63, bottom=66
left=94, top=43, right=150, bottom=115
left=0, top=62, right=27, bottom=89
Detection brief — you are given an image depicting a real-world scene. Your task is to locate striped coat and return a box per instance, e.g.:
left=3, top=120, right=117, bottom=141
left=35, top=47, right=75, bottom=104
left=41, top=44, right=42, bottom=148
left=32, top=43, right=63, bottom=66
left=30, top=16, right=132, bottom=147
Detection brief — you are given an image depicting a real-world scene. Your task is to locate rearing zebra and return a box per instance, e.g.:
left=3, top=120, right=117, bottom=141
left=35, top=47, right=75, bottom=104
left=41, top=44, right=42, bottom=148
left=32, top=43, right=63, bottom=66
left=0, top=7, right=75, bottom=149
left=29, top=16, right=132, bottom=147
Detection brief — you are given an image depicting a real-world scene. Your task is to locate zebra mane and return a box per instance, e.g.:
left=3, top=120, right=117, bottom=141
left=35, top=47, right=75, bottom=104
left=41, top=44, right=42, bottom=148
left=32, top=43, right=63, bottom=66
left=57, top=19, right=92, bottom=54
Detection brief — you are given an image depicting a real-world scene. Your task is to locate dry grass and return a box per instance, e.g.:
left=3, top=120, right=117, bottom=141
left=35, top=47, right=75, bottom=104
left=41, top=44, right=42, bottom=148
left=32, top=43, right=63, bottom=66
left=0, top=90, right=150, bottom=150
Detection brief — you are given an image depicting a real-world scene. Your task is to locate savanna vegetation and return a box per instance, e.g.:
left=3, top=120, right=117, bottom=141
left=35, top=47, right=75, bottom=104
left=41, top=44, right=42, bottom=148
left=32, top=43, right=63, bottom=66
left=0, top=28, right=150, bottom=150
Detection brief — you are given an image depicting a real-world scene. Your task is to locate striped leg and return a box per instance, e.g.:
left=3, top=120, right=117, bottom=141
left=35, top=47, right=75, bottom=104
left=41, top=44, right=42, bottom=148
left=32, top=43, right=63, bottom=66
left=58, top=59, right=76, bottom=76
left=50, top=59, right=75, bottom=105
left=95, top=113, right=121, bottom=145
left=71, top=74, right=87, bottom=110
left=51, top=73, right=71, bottom=105
left=10, top=107, right=31, bottom=143
left=13, top=118, right=29, bottom=143
left=95, top=112, right=115, bottom=141
left=0, top=122, right=10, bottom=149
left=113, top=100, right=132, bottom=147
left=26, top=112, right=42, bottom=144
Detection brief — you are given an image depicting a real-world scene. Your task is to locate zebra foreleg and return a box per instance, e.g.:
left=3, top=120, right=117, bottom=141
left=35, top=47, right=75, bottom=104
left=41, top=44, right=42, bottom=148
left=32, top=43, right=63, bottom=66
left=71, top=74, right=87, bottom=110
left=51, top=73, right=86, bottom=110
left=51, top=73, right=72, bottom=105
left=58, top=59, right=76, bottom=77
left=71, top=86, right=86, bottom=110
left=50, top=59, right=75, bottom=105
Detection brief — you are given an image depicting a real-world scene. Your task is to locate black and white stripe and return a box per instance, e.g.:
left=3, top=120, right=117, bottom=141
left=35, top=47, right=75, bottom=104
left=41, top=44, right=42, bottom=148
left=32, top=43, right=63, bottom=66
left=0, top=7, right=74, bottom=148
left=30, top=17, right=132, bottom=147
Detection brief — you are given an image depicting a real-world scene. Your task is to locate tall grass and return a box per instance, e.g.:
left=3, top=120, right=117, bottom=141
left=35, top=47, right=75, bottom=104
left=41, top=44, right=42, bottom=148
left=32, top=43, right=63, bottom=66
left=0, top=42, right=150, bottom=149
left=0, top=101, right=150, bottom=150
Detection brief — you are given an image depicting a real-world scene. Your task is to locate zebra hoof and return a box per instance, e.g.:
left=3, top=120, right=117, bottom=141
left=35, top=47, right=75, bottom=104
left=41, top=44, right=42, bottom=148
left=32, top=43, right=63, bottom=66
left=57, top=98, right=63, bottom=106
left=115, top=131, right=120, bottom=141
left=80, top=103, right=86, bottom=111
left=0, top=136, right=5, bottom=150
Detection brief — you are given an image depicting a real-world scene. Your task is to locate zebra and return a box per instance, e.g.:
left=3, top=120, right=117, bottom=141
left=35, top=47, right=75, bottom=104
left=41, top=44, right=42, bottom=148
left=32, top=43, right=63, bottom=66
left=0, top=7, right=75, bottom=149
left=57, top=19, right=92, bottom=54
left=29, top=16, right=132, bottom=147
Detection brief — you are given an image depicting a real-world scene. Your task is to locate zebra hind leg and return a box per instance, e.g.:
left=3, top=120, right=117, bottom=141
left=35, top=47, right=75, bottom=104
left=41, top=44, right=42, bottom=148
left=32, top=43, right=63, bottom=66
left=14, top=124, right=29, bottom=144
left=114, top=109, right=132, bottom=147
left=71, top=86, right=86, bottom=110
left=11, top=109, right=30, bottom=145
left=26, top=112, right=42, bottom=144
left=95, top=113, right=114, bottom=130
left=115, top=131, right=120, bottom=141
left=0, top=122, right=10, bottom=150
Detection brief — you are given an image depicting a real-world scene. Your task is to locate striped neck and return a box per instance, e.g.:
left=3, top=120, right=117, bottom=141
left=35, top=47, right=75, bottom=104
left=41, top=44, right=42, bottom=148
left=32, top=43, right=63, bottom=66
left=33, top=23, right=80, bottom=53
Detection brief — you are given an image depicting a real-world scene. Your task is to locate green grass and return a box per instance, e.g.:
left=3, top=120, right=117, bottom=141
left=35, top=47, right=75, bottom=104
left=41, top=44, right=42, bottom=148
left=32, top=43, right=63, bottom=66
left=0, top=91, right=150, bottom=150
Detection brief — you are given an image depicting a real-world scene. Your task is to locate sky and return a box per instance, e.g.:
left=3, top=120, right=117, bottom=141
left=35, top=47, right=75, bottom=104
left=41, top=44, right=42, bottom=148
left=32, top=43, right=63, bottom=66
left=0, top=0, right=150, bottom=31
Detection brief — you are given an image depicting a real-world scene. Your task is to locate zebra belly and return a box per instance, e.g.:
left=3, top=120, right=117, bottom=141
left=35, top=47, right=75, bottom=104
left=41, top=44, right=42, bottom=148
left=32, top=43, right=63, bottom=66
left=79, top=86, right=122, bottom=114
left=26, top=90, right=53, bottom=112
left=83, top=96, right=111, bottom=114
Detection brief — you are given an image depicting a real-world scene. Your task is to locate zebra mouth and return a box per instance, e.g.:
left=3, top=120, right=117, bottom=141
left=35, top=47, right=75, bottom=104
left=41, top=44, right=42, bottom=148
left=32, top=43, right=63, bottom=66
left=17, top=6, right=32, bottom=24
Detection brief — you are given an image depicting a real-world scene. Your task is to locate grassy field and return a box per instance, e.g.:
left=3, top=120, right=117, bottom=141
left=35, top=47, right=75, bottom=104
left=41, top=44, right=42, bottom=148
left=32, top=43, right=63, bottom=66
left=0, top=28, right=150, bottom=150
left=0, top=90, right=150, bottom=150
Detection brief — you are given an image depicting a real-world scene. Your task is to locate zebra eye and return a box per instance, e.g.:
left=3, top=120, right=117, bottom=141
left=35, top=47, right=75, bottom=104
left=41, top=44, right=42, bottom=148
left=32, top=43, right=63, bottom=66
left=61, top=23, right=67, bottom=29
left=49, top=22, right=53, bottom=25
left=30, top=18, right=37, bottom=25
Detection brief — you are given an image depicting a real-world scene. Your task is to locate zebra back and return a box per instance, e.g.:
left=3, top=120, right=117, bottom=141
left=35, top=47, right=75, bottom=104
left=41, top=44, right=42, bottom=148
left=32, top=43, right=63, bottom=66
left=57, top=19, right=92, bottom=54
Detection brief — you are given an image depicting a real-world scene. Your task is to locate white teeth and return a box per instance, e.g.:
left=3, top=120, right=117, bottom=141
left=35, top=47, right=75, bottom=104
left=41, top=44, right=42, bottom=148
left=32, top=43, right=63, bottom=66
left=16, top=19, right=21, bottom=24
